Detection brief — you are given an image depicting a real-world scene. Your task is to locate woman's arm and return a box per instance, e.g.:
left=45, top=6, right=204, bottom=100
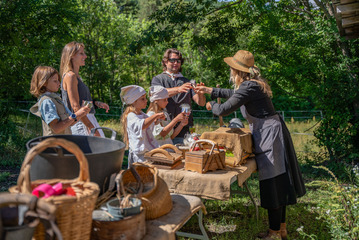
left=211, top=88, right=234, bottom=99
left=208, top=91, right=246, bottom=116
left=94, top=101, right=110, bottom=113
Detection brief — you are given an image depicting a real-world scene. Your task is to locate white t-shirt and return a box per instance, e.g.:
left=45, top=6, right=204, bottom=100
left=127, top=112, right=159, bottom=165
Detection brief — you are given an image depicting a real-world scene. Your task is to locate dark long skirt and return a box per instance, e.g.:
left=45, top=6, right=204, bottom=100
left=259, top=116, right=306, bottom=209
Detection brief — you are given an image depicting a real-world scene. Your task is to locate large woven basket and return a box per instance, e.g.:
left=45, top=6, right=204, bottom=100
left=122, top=163, right=172, bottom=220
left=9, top=138, right=100, bottom=240
left=91, top=209, right=146, bottom=240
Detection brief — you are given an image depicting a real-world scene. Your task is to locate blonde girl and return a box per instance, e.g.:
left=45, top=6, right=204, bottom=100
left=120, top=85, right=165, bottom=166
left=60, top=41, right=109, bottom=137
left=147, top=85, right=188, bottom=145
left=30, top=66, right=90, bottom=136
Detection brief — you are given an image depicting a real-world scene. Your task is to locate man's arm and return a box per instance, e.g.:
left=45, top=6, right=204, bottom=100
left=151, top=76, right=192, bottom=97
left=166, top=83, right=193, bottom=97
left=192, top=93, right=206, bottom=106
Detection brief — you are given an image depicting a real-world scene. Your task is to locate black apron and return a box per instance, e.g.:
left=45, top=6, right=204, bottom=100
left=241, top=106, right=306, bottom=208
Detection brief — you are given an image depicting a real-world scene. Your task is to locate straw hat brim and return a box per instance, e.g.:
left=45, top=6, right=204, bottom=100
left=224, top=57, right=257, bottom=73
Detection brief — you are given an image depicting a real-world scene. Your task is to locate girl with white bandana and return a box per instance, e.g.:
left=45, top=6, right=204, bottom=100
left=120, top=85, right=165, bottom=166
left=147, top=85, right=189, bottom=146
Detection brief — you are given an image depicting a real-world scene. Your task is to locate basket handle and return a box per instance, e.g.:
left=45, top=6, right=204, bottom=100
left=115, top=167, right=143, bottom=198
left=17, top=138, right=90, bottom=194
left=145, top=148, right=174, bottom=160
left=159, top=144, right=183, bottom=155
left=191, top=139, right=218, bottom=155
left=0, top=193, right=56, bottom=215
left=131, top=162, right=158, bottom=198
left=0, top=193, right=63, bottom=240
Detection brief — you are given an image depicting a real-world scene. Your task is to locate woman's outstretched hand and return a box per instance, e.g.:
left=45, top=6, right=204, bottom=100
left=194, top=85, right=213, bottom=95
left=96, top=101, right=110, bottom=113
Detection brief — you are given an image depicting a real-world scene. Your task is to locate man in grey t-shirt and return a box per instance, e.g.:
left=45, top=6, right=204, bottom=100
left=151, top=48, right=205, bottom=144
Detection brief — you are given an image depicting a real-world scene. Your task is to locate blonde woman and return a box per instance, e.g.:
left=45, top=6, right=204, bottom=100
left=196, top=50, right=306, bottom=240
left=29, top=66, right=90, bottom=136
left=147, top=85, right=188, bottom=146
left=60, top=41, right=109, bottom=137
left=120, top=85, right=165, bottom=166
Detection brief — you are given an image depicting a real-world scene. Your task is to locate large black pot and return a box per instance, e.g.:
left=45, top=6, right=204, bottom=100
left=26, top=127, right=125, bottom=193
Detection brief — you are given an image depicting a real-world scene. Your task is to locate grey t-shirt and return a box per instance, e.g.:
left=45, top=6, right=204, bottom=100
left=151, top=72, right=195, bottom=138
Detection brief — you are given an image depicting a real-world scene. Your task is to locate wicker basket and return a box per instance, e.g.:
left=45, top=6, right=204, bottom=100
left=9, top=138, right=100, bottom=240
left=0, top=192, right=62, bottom=240
left=144, top=144, right=183, bottom=169
left=121, top=163, right=172, bottom=220
left=91, top=209, right=146, bottom=240
left=185, top=139, right=226, bottom=174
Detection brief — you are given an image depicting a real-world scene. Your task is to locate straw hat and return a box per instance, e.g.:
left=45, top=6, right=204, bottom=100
left=224, top=50, right=257, bottom=73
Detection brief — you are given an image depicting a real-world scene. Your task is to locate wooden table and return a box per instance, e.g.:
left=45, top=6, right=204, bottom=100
left=158, top=158, right=258, bottom=219
left=144, top=194, right=208, bottom=240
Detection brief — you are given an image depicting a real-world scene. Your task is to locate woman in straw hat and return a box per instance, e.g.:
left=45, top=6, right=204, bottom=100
left=196, top=50, right=306, bottom=240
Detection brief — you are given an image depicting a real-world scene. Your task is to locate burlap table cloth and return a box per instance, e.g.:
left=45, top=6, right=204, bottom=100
left=200, top=127, right=253, bottom=166
left=158, top=158, right=257, bottom=201
left=144, top=194, right=206, bottom=240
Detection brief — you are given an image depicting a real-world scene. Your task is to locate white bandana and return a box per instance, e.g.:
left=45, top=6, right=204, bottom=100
left=120, top=85, right=146, bottom=105
left=149, top=85, right=169, bottom=102
left=165, top=71, right=184, bottom=80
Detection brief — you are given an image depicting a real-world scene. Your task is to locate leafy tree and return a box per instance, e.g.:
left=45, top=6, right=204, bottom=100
left=135, top=0, right=359, bottom=163
left=0, top=0, right=80, bottom=100
left=73, top=0, right=143, bottom=104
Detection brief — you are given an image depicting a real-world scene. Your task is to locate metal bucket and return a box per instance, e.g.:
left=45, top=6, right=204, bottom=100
left=26, top=127, right=125, bottom=193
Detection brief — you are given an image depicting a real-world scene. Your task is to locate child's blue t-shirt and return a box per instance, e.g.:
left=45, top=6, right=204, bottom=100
left=40, top=98, right=72, bottom=125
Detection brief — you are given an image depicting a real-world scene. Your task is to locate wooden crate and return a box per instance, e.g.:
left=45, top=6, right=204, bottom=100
left=185, top=140, right=225, bottom=174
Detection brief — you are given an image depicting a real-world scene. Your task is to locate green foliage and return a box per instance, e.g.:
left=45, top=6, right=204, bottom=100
left=141, top=0, right=359, bottom=163
left=0, top=0, right=80, bottom=100
left=0, top=101, right=33, bottom=168
left=310, top=166, right=359, bottom=240
left=0, top=0, right=358, bottom=164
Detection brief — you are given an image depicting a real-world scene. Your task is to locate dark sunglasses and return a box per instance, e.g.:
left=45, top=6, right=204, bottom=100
left=168, top=58, right=182, bottom=63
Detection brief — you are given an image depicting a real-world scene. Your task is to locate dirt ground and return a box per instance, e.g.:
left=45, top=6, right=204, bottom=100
left=0, top=166, right=20, bottom=192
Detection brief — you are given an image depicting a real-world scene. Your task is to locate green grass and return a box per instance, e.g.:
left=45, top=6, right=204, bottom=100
left=2, top=113, right=358, bottom=239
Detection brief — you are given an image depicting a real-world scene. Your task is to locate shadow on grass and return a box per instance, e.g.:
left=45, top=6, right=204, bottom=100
left=178, top=175, right=332, bottom=240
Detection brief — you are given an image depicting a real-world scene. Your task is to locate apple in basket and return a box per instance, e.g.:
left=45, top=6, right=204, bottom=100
left=192, top=146, right=200, bottom=151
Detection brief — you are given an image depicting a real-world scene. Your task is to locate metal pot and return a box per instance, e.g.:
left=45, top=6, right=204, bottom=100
left=26, top=127, right=125, bottom=193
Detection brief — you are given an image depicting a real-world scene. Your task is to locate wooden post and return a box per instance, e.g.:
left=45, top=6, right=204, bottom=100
left=216, top=84, right=224, bottom=126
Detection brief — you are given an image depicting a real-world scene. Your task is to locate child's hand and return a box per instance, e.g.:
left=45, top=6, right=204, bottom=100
left=180, top=117, right=189, bottom=127
left=76, top=106, right=91, bottom=119
left=156, top=112, right=166, bottom=120
left=174, top=112, right=186, bottom=122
